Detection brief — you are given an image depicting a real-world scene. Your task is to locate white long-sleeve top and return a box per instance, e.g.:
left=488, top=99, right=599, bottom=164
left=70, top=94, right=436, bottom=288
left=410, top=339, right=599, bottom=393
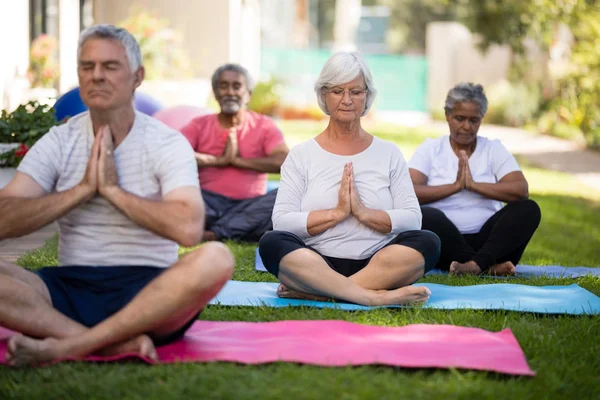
left=272, top=137, right=422, bottom=260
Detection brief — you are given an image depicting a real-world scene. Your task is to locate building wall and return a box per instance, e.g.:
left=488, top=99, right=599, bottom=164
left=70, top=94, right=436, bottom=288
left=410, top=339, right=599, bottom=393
left=0, top=0, right=30, bottom=110
left=426, top=22, right=511, bottom=112
left=0, top=0, right=82, bottom=110
left=93, top=0, right=261, bottom=80
left=58, top=0, right=81, bottom=94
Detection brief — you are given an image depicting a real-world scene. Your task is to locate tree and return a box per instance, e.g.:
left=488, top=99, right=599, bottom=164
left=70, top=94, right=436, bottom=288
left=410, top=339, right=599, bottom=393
left=457, top=0, right=600, bottom=148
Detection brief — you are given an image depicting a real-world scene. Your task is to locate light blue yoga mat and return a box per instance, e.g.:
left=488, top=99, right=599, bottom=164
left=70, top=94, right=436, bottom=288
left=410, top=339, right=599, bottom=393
left=254, top=248, right=600, bottom=278
left=209, top=280, right=600, bottom=315
left=267, top=180, right=279, bottom=193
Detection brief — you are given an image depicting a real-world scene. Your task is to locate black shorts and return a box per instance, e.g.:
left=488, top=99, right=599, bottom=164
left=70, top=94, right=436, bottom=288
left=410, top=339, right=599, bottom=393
left=258, top=230, right=441, bottom=278
left=36, top=266, right=200, bottom=346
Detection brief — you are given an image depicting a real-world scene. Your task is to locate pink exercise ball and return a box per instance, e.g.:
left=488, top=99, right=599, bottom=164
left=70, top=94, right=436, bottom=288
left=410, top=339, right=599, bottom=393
left=153, top=105, right=211, bottom=131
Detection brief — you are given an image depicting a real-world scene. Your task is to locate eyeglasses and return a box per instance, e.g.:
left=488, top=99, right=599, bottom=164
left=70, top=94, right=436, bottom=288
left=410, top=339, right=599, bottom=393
left=324, top=87, right=368, bottom=99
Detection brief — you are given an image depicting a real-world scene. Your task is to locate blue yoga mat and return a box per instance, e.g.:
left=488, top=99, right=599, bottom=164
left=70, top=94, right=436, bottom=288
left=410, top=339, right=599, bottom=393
left=267, top=180, right=279, bottom=193
left=254, top=248, right=600, bottom=278
left=209, top=280, right=600, bottom=315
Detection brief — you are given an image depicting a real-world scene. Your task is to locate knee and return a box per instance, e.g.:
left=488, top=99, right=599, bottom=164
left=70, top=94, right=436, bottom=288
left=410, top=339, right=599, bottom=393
left=412, top=230, right=441, bottom=272
left=419, top=230, right=441, bottom=258
left=259, top=230, right=289, bottom=253
left=512, top=199, right=542, bottom=224
left=186, top=242, right=235, bottom=282
left=421, top=206, right=447, bottom=224
left=259, top=231, right=302, bottom=276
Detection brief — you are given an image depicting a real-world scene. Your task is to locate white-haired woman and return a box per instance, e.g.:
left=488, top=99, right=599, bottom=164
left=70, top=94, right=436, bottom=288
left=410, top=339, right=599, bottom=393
left=258, top=52, right=440, bottom=306
left=409, top=83, right=541, bottom=276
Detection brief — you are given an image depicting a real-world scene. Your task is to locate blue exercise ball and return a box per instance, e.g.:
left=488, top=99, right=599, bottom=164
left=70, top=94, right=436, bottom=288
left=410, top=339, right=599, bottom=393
left=134, top=92, right=165, bottom=116
left=53, top=87, right=165, bottom=121
left=53, top=88, right=87, bottom=122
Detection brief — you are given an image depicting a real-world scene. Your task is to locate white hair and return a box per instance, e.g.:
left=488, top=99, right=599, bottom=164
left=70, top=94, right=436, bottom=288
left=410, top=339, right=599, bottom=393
left=313, top=52, right=377, bottom=116
left=78, top=24, right=142, bottom=72
left=444, top=82, right=488, bottom=116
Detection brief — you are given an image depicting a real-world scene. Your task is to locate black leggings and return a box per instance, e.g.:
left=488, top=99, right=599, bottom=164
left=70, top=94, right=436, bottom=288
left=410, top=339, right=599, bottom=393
left=258, top=230, right=441, bottom=278
left=421, top=199, right=541, bottom=272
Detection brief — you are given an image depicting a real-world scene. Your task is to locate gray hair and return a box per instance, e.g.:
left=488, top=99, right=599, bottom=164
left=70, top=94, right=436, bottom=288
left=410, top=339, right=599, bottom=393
left=444, top=82, right=488, bottom=116
left=78, top=24, right=142, bottom=72
left=211, top=64, right=255, bottom=93
left=314, top=52, right=377, bottom=116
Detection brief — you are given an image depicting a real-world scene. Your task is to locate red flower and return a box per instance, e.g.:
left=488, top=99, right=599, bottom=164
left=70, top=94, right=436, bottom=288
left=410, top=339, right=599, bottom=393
left=15, top=143, right=29, bottom=157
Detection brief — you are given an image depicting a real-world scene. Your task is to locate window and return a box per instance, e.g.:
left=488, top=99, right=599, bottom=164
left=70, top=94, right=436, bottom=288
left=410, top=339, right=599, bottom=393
left=80, top=0, right=94, bottom=31
left=29, top=0, right=59, bottom=42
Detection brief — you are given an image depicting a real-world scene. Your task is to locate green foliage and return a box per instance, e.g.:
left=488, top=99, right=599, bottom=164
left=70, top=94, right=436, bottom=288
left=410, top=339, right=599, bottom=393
left=455, top=0, right=600, bottom=149
left=248, top=79, right=281, bottom=117
left=0, top=101, right=59, bottom=167
left=118, top=6, right=193, bottom=80
left=547, top=5, right=600, bottom=149
left=485, top=80, right=544, bottom=127
left=376, top=0, right=459, bottom=53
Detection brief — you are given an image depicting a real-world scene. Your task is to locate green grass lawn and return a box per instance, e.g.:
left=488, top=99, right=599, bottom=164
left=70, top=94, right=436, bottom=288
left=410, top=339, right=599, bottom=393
left=2, top=121, right=600, bottom=400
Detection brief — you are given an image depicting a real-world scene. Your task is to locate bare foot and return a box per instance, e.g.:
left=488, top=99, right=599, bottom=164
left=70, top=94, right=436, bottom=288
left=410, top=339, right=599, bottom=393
left=6, top=335, right=64, bottom=367
left=487, top=261, right=516, bottom=276
left=449, top=260, right=482, bottom=275
left=276, top=283, right=334, bottom=302
left=98, top=334, right=158, bottom=362
left=202, top=231, right=217, bottom=241
left=375, top=286, right=431, bottom=306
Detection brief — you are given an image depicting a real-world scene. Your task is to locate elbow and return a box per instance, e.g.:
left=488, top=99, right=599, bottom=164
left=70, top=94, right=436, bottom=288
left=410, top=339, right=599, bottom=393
left=519, top=183, right=529, bottom=200
left=0, top=221, right=15, bottom=240
left=270, top=161, right=283, bottom=173
left=272, top=154, right=287, bottom=172
left=176, top=223, right=203, bottom=248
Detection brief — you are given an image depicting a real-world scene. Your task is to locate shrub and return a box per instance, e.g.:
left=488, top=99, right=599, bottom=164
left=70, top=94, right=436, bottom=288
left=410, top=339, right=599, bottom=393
left=248, top=79, right=281, bottom=117
left=0, top=101, right=59, bottom=167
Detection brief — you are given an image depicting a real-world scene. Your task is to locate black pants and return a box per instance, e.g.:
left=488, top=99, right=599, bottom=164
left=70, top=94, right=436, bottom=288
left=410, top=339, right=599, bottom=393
left=421, top=199, right=541, bottom=272
left=258, top=230, right=441, bottom=278
left=202, top=189, right=277, bottom=242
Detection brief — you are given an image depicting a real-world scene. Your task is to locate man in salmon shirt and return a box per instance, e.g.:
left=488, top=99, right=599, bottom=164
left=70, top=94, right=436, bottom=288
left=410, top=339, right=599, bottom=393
left=181, top=64, right=289, bottom=242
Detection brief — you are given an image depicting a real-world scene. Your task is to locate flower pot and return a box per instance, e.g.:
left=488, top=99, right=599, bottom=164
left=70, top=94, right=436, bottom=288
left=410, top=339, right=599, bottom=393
left=0, top=143, right=20, bottom=155
left=0, top=143, right=22, bottom=168
left=27, top=87, right=58, bottom=107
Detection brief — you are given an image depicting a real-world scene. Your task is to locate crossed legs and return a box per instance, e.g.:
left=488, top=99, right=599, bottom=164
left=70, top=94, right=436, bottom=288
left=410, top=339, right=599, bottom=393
left=421, top=200, right=541, bottom=276
left=2, top=242, right=234, bottom=366
left=258, top=231, right=440, bottom=306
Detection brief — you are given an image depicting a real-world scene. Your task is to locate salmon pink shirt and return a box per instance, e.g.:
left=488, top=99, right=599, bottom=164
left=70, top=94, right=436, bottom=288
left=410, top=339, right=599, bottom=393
left=181, top=111, right=285, bottom=200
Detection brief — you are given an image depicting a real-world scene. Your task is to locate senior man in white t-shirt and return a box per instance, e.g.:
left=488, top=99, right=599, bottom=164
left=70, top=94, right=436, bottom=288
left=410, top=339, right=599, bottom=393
left=409, top=82, right=541, bottom=276
left=0, top=25, right=234, bottom=366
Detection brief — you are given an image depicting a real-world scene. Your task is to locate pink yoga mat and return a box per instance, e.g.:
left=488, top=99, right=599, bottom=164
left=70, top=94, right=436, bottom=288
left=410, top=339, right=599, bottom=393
left=0, top=321, right=534, bottom=375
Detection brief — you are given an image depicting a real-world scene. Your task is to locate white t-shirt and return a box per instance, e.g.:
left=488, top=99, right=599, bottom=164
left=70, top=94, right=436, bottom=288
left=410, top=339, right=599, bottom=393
left=273, top=137, right=422, bottom=260
left=18, top=111, right=199, bottom=267
left=408, top=135, right=521, bottom=234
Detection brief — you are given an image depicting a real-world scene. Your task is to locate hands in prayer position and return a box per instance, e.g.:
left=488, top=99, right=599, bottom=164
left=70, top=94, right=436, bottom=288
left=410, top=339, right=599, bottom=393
left=217, top=116, right=240, bottom=167
left=80, top=125, right=119, bottom=199
left=454, top=150, right=474, bottom=192
left=334, top=162, right=369, bottom=224
left=220, top=127, right=239, bottom=166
